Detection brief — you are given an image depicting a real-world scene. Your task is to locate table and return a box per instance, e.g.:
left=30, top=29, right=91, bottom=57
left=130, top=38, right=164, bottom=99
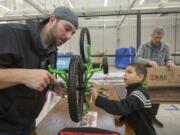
left=30, top=85, right=131, bottom=135
left=31, top=84, right=180, bottom=135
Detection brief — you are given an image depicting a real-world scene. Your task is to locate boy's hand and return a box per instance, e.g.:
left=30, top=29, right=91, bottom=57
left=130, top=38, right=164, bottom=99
left=52, top=82, right=67, bottom=98
left=148, top=60, right=158, bottom=67
left=90, top=82, right=99, bottom=100
left=114, top=115, right=124, bottom=127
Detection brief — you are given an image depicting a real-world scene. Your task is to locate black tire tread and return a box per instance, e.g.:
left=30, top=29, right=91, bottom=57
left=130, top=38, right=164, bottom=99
left=80, top=27, right=91, bottom=63
left=102, top=57, right=108, bottom=74
left=68, top=55, right=84, bottom=122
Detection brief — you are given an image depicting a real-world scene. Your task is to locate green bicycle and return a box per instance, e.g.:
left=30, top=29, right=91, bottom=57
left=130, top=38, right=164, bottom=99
left=48, top=27, right=108, bottom=122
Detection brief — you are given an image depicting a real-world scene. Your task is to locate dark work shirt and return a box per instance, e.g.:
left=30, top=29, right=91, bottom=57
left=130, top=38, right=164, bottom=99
left=0, top=21, right=56, bottom=132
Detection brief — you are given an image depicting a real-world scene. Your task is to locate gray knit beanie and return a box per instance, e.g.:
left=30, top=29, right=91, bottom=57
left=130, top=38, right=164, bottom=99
left=53, top=6, right=78, bottom=29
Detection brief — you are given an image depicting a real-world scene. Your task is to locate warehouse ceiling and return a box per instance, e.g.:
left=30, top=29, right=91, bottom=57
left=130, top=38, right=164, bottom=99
left=0, top=0, right=180, bottom=28
left=0, top=0, right=180, bottom=20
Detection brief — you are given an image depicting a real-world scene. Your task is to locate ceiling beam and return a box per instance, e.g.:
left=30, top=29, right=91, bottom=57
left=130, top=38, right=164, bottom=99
left=24, top=0, right=48, bottom=14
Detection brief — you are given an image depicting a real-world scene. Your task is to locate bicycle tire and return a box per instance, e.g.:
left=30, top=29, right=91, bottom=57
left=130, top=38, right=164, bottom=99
left=67, top=55, right=84, bottom=122
left=80, top=27, right=91, bottom=63
left=102, top=57, right=108, bottom=74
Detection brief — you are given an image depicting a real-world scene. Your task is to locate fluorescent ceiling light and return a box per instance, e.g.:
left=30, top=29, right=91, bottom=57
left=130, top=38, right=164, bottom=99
left=67, top=0, right=73, bottom=8
left=0, top=5, right=13, bottom=12
left=104, top=0, right=108, bottom=7
left=139, top=0, right=145, bottom=5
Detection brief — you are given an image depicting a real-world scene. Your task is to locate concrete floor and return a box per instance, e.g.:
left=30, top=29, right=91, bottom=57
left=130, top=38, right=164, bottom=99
left=154, top=104, right=180, bottom=135
left=36, top=66, right=180, bottom=135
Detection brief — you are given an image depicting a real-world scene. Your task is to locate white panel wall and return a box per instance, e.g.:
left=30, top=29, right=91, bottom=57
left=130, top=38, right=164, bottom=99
left=90, top=28, right=104, bottom=55
left=90, top=28, right=117, bottom=65
left=175, top=18, right=180, bottom=64
left=119, top=26, right=136, bottom=48
left=58, top=14, right=180, bottom=66
left=175, top=18, right=180, bottom=51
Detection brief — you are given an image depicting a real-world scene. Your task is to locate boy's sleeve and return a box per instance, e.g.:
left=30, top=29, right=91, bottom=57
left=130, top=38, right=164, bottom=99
left=95, top=90, right=151, bottom=116
left=164, top=44, right=173, bottom=65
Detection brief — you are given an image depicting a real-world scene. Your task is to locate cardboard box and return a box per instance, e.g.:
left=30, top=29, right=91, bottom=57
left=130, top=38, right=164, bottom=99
left=146, top=66, right=180, bottom=87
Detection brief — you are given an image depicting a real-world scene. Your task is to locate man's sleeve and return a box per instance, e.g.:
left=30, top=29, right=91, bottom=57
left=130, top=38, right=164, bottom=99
left=164, top=44, right=174, bottom=65
left=95, top=90, right=151, bottom=116
left=0, top=25, right=19, bottom=68
left=135, top=44, right=149, bottom=65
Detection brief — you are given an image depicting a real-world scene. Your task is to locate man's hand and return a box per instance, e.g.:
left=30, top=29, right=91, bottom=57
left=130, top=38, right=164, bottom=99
left=167, top=63, right=176, bottom=70
left=22, top=69, right=56, bottom=91
left=148, top=60, right=158, bottom=67
left=52, top=82, right=67, bottom=98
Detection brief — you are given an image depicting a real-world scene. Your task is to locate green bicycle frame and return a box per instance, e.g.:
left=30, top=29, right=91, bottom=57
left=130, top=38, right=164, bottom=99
left=48, top=45, right=105, bottom=112
left=48, top=65, right=68, bottom=84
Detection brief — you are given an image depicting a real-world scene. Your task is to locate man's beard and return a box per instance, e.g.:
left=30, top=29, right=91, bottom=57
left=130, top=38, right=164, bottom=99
left=49, top=25, right=67, bottom=46
left=152, top=41, right=161, bottom=46
left=48, top=24, right=57, bottom=46
left=155, top=42, right=161, bottom=46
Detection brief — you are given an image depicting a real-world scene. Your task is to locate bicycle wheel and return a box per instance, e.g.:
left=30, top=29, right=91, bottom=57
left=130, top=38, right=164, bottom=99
left=102, top=57, right=108, bottom=74
left=67, top=55, right=84, bottom=122
left=80, top=27, right=91, bottom=64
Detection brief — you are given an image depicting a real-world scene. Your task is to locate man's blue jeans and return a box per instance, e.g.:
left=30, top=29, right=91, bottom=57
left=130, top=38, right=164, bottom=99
left=0, top=122, right=35, bottom=135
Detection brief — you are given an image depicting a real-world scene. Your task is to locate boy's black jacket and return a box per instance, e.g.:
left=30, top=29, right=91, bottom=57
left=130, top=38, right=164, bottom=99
left=95, top=83, right=157, bottom=135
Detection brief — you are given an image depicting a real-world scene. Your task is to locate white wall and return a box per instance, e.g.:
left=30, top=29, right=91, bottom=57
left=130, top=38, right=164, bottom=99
left=175, top=18, right=180, bottom=51
left=58, top=14, right=180, bottom=66
left=175, top=18, right=180, bottom=64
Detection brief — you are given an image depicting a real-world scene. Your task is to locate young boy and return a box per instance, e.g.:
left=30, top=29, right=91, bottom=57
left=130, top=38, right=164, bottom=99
left=91, top=63, right=156, bottom=135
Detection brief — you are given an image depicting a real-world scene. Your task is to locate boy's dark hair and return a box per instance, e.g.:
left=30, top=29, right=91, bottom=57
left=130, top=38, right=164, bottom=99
left=128, top=63, right=147, bottom=82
